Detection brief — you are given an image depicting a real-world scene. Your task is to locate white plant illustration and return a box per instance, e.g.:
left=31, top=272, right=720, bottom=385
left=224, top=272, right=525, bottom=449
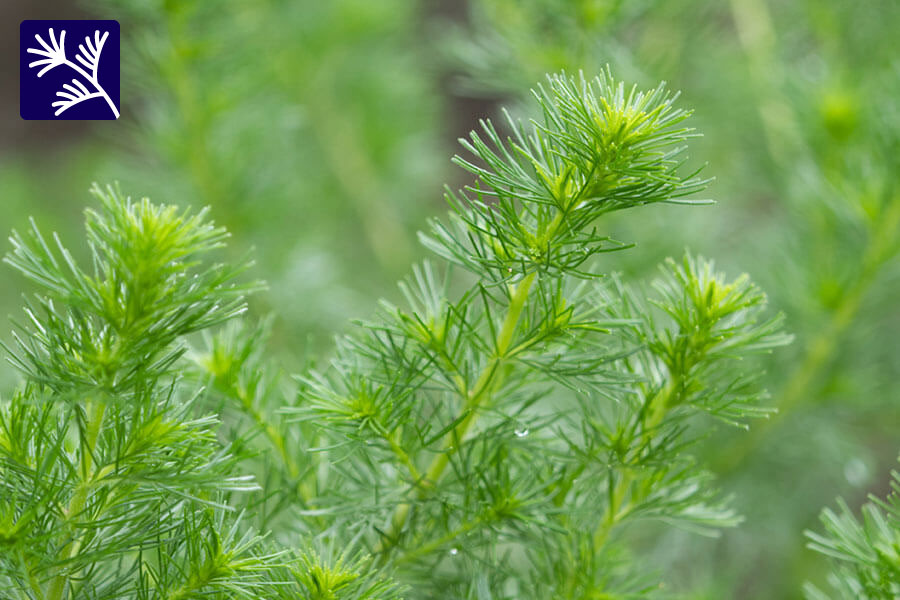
left=26, top=27, right=119, bottom=118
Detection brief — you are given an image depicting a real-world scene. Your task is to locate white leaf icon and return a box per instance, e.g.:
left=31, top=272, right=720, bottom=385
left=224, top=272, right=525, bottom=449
left=75, top=30, right=108, bottom=80
left=26, top=27, right=119, bottom=118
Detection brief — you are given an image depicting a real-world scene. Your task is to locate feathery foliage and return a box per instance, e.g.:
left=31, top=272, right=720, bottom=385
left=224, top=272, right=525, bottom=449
left=805, top=464, right=900, bottom=599
left=0, top=186, right=396, bottom=599
left=424, top=69, right=707, bottom=280
left=2, top=72, right=788, bottom=597
left=439, top=2, right=900, bottom=596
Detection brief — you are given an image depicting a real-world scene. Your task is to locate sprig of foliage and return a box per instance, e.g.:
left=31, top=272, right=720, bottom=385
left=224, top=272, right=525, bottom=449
left=4, top=186, right=248, bottom=393
left=423, top=69, right=708, bottom=280
left=0, top=186, right=286, bottom=599
left=805, top=463, right=900, bottom=599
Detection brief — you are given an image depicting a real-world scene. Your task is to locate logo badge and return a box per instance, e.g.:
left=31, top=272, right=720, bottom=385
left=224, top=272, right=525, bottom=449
left=20, top=20, right=120, bottom=120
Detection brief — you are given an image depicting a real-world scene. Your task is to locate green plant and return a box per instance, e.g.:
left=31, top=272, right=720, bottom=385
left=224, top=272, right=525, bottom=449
left=1, top=72, right=788, bottom=597
left=805, top=461, right=900, bottom=599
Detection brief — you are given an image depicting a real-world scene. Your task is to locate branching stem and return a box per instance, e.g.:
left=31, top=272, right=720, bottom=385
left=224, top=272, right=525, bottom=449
left=233, top=385, right=317, bottom=505
left=394, top=513, right=489, bottom=565
left=20, top=549, right=44, bottom=600
left=378, top=271, right=536, bottom=559
left=593, top=378, right=680, bottom=552
left=46, top=399, right=106, bottom=600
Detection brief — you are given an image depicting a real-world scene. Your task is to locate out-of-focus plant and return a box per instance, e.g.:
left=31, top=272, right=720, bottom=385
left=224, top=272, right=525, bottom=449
left=439, top=0, right=655, bottom=99
left=1, top=1, right=453, bottom=381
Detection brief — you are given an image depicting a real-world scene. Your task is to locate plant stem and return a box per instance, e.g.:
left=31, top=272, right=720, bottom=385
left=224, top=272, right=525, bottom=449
left=20, top=549, right=44, bottom=600
left=395, top=514, right=489, bottom=565
left=593, top=378, right=679, bottom=552
left=234, top=385, right=317, bottom=505
left=46, top=400, right=106, bottom=600
left=162, top=9, right=229, bottom=226
left=306, top=67, right=412, bottom=271
left=729, top=0, right=800, bottom=164
left=383, top=427, right=423, bottom=484
left=378, top=271, right=536, bottom=558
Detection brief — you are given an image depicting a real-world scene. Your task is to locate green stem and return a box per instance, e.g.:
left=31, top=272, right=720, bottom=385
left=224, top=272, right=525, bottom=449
left=19, top=549, right=44, bottom=600
left=378, top=272, right=536, bottom=558
left=395, top=514, right=488, bottom=565
left=729, top=0, right=802, bottom=164
left=46, top=400, right=106, bottom=600
left=592, top=379, right=679, bottom=552
left=235, top=387, right=317, bottom=505
left=385, top=429, right=423, bottom=484
left=163, top=10, right=234, bottom=224
left=306, top=68, right=412, bottom=271
left=368, top=418, right=422, bottom=484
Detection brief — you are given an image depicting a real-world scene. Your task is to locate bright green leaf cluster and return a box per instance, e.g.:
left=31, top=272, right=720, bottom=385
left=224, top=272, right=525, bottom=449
left=423, top=69, right=708, bottom=279
left=3, top=184, right=251, bottom=394
left=0, top=187, right=387, bottom=599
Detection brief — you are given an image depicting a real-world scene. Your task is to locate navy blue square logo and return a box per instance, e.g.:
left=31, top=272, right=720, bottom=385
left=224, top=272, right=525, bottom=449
left=21, top=20, right=120, bottom=120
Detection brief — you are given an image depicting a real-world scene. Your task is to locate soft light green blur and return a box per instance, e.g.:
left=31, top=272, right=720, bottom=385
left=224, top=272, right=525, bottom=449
left=2, top=0, right=898, bottom=597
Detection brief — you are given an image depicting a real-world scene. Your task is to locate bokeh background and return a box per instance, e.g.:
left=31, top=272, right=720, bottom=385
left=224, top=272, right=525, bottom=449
left=2, top=1, right=898, bottom=598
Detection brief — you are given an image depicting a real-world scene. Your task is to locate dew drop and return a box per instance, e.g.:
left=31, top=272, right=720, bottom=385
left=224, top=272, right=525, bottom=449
left=514, top=427, right=529, bottom=438
left=449, top=547, right=459, bottom=556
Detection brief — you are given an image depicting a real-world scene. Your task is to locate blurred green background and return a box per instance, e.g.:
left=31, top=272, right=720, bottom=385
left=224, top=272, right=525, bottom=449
left=2, top=0, right=898, bottom=598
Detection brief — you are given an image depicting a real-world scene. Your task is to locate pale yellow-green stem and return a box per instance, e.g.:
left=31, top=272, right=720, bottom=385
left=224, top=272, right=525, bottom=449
left=306, top=67, right=412, bottom=271
left=47, top=399, right=106, bottom=600
left=20, top=548, right=44, bottom=600
left=729, top=0, right=802, bottom=164
left=230, top=383, right=318, bottom=506
left=162, top=9, right=229, bottom=228
left=394, top=512, right=490, bottom=565
left=378, top=271, right=537, bottom=558
left=593, top=378, right=680, bottom=551
left=385, top=429, right=423, bottom=485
